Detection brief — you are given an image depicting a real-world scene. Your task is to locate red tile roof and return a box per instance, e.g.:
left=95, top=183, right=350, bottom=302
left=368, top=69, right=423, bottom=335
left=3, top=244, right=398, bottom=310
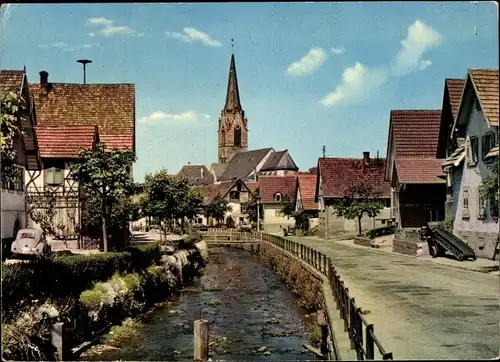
left=445, top=78, right=466, bottom=120
left=36, top=125, right=97, bottom=158
left=258, top=175, right=297, bottom=204
left=469, top=69, right=499, bottom=126
left=297, top=172, right=318, bottom=210
left=30, top=82, right=135, bottom=151
left=390, top=110, right=442, bottom=157
left=0, top=70, right=25, bottom=93
left=318, top=157, right=391, bottom=198
left=196, top=184, right=221, bottom=203
left=395, top=158, right=446, bottom=184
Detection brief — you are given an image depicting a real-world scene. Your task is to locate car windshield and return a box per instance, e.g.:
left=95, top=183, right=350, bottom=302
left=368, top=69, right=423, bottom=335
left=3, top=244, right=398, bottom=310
left=20, top=233, right=36, bottom=239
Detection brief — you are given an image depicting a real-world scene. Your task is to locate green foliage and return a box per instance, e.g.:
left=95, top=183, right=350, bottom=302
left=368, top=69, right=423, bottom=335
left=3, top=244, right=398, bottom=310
left=1, top=91, right=26, bottom=183
left=280, top=196, right=296, bottom=218
left=1, top=243, right=162, bottom=321
left=71, top=143, right=136, bottom=250
left=332, top=182, right=384, bottom=236
left=243, top=195, right=263, bottom=223
left=439, top=216, right=454, bottom=232
left=479, top=158, right=499, bottom=217
left=292, top=210, right=310, bottom=231
left=204, top=195, right=232, bottom=223
left=365, top=225, right=395, bottom=239
left=105, top=318, right=143, bottom=348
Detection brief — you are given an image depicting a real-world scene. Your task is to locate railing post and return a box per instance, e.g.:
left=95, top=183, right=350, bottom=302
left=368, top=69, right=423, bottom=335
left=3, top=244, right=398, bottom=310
left=349, top=298, right=356, bottom=349
left=343, top=286, right=349, bottom=332
left=366, top=324, right=374, bottom=360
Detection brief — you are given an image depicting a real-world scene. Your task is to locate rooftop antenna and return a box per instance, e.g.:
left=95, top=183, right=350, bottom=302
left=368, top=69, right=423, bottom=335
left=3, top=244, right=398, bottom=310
left=77, top=59, right=92, bottom=84
left=231, top=38, right=234, bottom=53
left=322, top=145, right=326, bottom=158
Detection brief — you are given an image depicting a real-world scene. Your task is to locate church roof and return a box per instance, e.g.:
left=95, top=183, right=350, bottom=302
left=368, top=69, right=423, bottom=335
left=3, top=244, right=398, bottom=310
left=260, top=150, right=299, bottom=172
left=219, top=148, right=273, bottom=181
left=224, top=54, right=242, bottom=112
left=210, top=162, right=228, bottom=181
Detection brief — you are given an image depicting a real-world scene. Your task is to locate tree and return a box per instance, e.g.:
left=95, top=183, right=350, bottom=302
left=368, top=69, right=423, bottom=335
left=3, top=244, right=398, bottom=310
left=331, top=182, right=384, bottom=236
left=280, top=195, right=295, bottom=218
left=479, top=158, right=499, bottom=218
left=244, top=195, right=263, bottom=224
left=1, top=91, right=26, bottom=184
left=71, top=143, right=135, bottom=252
left=309, top=166, right=317, bottom=174
left=205, top=196, right=232, bottom=224
left=175, top=180, right=204, bottom=232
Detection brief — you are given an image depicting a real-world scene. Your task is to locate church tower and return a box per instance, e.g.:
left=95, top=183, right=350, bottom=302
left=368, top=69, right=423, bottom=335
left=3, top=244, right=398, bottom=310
left=217, top=53, right=248, bottom=164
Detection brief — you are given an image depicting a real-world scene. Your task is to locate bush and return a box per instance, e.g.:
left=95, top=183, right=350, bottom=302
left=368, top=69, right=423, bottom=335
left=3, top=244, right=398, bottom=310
left=365, top=225, right=395, bottom=239
left=1, top=243, right=163, bottom=322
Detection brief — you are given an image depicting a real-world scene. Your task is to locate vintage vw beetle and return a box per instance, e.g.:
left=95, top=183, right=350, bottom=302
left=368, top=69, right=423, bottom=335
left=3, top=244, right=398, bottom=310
left=11, top=228, right=51, bottom=259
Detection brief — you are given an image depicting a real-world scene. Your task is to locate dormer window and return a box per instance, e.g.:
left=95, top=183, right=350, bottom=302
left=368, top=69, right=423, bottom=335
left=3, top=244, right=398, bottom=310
left=275, top=193, right=282, bottom=202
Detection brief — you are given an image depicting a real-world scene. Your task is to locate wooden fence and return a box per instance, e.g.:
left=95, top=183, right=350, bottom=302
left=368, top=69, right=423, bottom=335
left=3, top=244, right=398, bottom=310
left=198, top=228, right=393, bottom=361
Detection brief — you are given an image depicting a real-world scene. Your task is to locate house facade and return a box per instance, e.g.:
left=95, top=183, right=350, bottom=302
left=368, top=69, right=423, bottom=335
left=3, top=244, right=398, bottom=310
left=25, top=70, right=136, bottom=239
left=385, top=110, right=446, bottom=228
left=316, top=152, right=391, bottom=239
left=444, top=69, right=499, bottom=260
left=295, top=172, right=319, bottom=229
left=258, top=176, right=297, bottom=233
left=0, top=69, right=41, bottom=248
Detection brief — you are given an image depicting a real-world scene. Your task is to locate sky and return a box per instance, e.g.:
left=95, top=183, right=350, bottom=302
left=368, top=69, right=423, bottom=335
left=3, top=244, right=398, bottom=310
left=0, top=2, right=498, bottom=182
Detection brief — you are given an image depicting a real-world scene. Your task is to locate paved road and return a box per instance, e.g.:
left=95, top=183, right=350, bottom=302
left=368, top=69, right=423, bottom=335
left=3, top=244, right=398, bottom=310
left=288, top=236, right=499, bottom=360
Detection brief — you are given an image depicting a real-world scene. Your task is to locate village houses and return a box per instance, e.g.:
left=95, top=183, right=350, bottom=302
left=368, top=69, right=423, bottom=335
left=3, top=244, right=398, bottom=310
left=442, top=69, right=499, bottom=260
left=0, top=70, right=41, bottom=249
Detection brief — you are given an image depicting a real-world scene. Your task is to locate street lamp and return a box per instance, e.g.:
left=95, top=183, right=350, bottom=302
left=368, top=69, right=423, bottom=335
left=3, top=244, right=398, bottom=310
left=255, top=195, right=261, bottom=232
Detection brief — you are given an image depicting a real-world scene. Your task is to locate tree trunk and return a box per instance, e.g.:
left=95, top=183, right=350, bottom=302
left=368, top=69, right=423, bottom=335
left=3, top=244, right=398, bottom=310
left=102, top=214, right=108, bottom=252
left=357, top=215, right=362, bottom=236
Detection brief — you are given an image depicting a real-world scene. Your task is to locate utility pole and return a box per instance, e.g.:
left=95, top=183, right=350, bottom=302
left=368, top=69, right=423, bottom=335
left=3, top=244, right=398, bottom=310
left=322, top=145, right=326, bottom=158
left=77, top=59, right=92, bottom=84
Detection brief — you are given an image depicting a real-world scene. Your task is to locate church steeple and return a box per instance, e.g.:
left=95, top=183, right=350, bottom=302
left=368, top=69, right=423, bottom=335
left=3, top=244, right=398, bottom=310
left=224, top=54, right=242, bottom=112
left=217, top=50, right=248, bottom=164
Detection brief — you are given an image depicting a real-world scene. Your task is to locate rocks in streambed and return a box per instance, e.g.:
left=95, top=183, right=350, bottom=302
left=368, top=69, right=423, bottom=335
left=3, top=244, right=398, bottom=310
left=266, top=317, right=280, bottom=324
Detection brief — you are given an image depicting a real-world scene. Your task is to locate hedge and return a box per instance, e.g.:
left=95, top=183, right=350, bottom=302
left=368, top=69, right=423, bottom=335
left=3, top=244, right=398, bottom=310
left=1, top=243, right=162, bottom=321
left=365, top=225, right=396, bottom=239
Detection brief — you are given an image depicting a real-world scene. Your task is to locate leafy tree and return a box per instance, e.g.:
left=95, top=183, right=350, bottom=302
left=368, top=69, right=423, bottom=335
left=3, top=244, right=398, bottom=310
left=175, top=179, right=204, bottom=232
left=205, top=195, right=232, bottom=224
left=1, top=91, right=25, bottom=184
left=331, top=182, right=384, bottom=236
left=309, top=166, right=317, bottom=174
left=479, top=158, right=499, bottom=218
left=280, top=195, right=295, bottom=218
left=71, top=143, right=135, bottom=252
left=291, top=210, right=311, bottom=231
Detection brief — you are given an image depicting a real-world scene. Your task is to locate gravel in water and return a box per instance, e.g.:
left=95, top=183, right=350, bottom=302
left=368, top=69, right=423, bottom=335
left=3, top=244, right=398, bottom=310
left=81, top=247, right=321, bottom=361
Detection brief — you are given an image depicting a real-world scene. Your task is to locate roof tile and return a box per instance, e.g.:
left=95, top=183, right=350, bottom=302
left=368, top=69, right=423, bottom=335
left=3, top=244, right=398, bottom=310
left=469, top=69, right=499, bottom=126
left=36, top=125, right=97, bottom=158
left=258, top=175, right=297, bottom=204
left=297, top=172, right=318, bottom=210
left=395, top=157, right=446, bottom=184
left=0, top=70, right=24, bottom=93
left=318, top=157, right=391, bottom=198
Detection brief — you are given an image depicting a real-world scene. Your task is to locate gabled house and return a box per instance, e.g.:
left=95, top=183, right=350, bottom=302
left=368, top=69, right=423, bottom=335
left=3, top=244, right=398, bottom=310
left=295, top=172, right=319, bottom=229
left=385, top=110, right=446, bottom=228
left=217, top=148, right=274, bottom=182
left=444, top=68, right=499, bottom=260
left=258, top=150, right=299, bottom=176
left=25, top=70, right=136, bottom=238
left=196, top=178, right=258, bottom=226
left=316, top=152, right=391, bottom=239
left=177, top=164, right=214, bottom=186
left=257, top=175, right=297, bottom=233
left=0, top=69, right=41, bottom=246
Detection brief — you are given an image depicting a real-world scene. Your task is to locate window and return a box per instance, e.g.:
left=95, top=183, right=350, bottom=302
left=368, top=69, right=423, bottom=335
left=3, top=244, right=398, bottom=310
left=462, top=187, right=470, bottom=219
left=45, top=167, right=64, bottom=186
left=482, top=131, right=496, bottom=160
left=275, top=210, right=284, bottom=217
left=275, top=193, right=282, bottom=202
left=489, top=196, right=499, bottom=219
left=229, top=191, right=239, bottom=201
left=2, top=165, right=24, bottom=191
left=478, top=193, right=486, bottom=219
left=234, top=126, right=242, bottom=147
left=467, top=136, right=478, bottom=166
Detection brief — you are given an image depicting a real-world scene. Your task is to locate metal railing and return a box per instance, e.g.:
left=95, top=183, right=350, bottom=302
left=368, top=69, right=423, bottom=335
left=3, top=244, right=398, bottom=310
left=200, top=229, right=393, bottom=360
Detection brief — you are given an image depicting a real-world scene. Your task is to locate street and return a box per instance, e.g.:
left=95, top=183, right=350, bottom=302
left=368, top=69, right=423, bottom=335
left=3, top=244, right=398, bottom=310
left=289, top=236, right=499, bottom=360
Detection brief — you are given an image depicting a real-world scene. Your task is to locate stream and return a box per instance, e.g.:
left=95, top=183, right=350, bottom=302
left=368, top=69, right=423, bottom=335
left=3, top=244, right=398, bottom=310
left=81, top=247, right=321, bottom=361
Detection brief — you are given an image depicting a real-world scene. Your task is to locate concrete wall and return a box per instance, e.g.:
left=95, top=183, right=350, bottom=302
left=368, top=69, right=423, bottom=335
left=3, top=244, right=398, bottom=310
left=262, top=203, right=295, bottom=233
left=451, top=103, right=499, bottom=260
left=318, top=204, right=392, bottom=239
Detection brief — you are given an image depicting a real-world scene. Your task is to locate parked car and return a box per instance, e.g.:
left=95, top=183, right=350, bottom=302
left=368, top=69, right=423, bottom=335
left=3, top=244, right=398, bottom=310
left=10, top=228, right=51, bottom=259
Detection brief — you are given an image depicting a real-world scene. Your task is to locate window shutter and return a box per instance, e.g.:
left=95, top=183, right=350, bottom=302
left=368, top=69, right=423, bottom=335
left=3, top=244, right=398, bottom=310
left=465, top=138, right=472, bottom=165
left=478, top=193, right=486, bottom=219
left=45, top=168, right=54, bottom=185
left=462, top=187, right=470, bottom=218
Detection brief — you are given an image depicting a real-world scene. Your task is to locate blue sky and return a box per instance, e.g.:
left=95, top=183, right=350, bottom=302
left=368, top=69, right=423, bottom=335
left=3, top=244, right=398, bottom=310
left=0, top=2, right=498, bottom=182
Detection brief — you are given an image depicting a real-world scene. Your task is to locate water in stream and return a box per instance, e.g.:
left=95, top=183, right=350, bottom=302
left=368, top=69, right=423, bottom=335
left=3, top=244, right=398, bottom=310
left=82, top=247, right=321, bottom=361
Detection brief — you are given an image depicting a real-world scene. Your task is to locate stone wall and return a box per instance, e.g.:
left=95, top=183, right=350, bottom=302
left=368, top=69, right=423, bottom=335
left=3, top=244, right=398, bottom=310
left=453, top=229, right=499, bottom=261
left=392, top=228, right=429, bottom=257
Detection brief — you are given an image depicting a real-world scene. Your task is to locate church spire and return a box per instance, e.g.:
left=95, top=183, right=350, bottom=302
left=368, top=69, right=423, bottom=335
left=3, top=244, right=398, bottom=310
left=224, top=53, right=242, bottom=112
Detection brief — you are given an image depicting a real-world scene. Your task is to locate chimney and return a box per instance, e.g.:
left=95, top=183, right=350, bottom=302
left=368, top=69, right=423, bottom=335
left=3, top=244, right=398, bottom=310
left=40, top=71, right=48, bottom=87
left=363, top=151, right=370, bottom=167
left=200, top=167, right=204, bottom=179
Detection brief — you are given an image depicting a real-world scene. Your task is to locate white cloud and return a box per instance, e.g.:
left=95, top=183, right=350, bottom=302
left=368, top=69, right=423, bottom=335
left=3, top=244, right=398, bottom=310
left=87, top=17, right=137, bottom=37
left=319, top=62, right=388, bottom=106
left=39, top=42, right=100, bottom=51
left=331, top=46, right=346, bottom=55
left=83, top=43, right=100, bottom=49
left=201, top=113, right=211, bottom=120
left=287, top=47, right=327, bottom=76
left=165, top=27, right=222, bottom=47
left=392, top=20, right=442, bottom=76
left=139, top=110, right=199, bottom=123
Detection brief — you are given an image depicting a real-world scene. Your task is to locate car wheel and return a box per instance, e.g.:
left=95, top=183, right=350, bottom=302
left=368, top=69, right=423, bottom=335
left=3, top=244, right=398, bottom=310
left=429, top=245, right=439, bottom=258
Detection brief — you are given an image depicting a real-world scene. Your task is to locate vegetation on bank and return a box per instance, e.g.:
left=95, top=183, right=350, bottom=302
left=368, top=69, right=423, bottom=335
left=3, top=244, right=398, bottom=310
left=1, top=235, right=206, bottom=361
